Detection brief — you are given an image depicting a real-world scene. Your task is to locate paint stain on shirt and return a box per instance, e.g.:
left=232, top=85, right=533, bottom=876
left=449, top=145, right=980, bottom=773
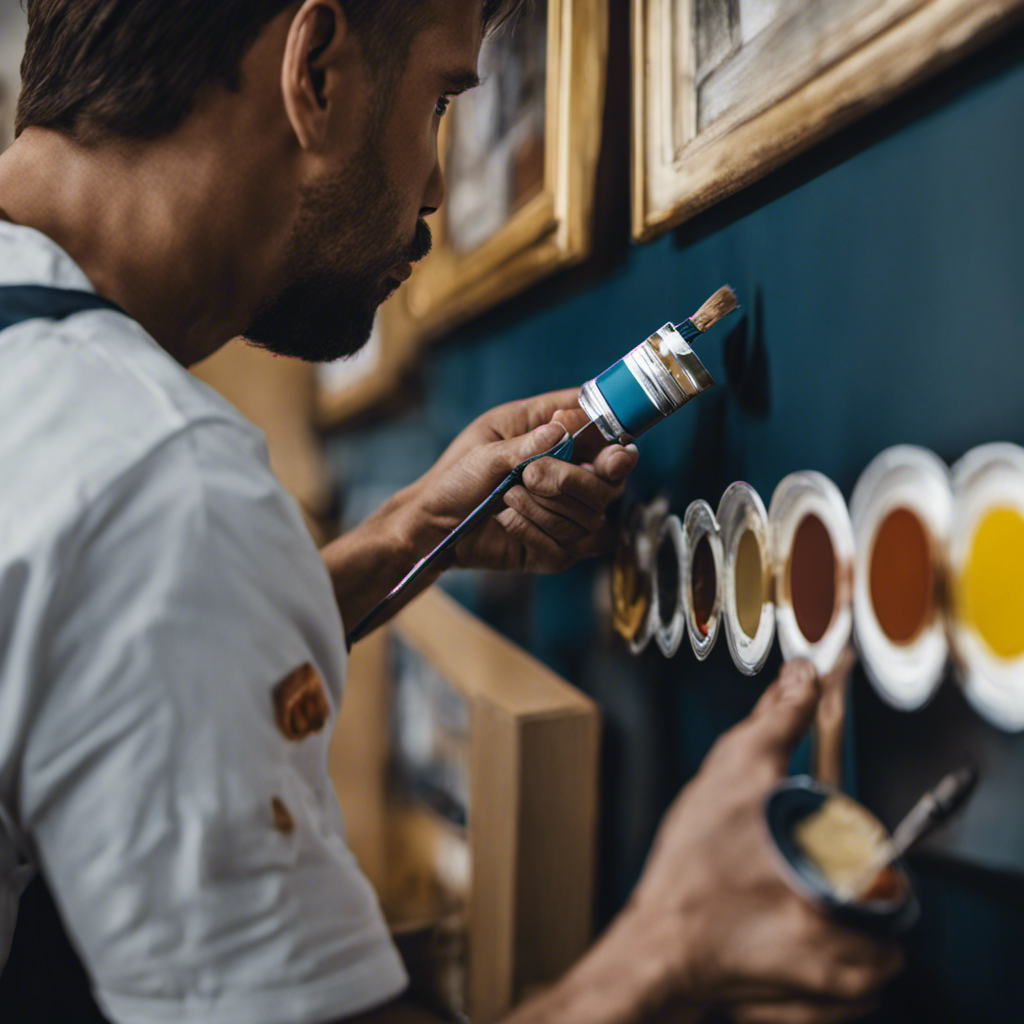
left=271, top=797, right=295, bottom=835
left=272, top=662, right=329, bottom=741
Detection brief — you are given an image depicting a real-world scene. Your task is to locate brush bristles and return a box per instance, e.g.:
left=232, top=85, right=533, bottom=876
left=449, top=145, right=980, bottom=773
left=689, top=285, right=738, bottom=333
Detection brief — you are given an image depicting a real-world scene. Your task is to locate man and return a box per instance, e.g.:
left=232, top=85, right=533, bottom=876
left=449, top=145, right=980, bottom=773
left=0, top=2, right=902, bottom=1022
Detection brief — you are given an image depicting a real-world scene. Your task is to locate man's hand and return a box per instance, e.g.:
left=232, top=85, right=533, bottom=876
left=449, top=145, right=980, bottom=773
left=416, top=387, right=638, bottom=574
left=623, top=660, right=904, bottom=1023
left=339, top=664, right=903, bottom=1024
left=322, top=388, right=637, bottom=638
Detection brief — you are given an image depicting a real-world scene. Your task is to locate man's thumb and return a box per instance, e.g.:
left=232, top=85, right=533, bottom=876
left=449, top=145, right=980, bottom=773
left=749, top=659, right=820, bottom=763
left=496, top=421, right=568, bottom=471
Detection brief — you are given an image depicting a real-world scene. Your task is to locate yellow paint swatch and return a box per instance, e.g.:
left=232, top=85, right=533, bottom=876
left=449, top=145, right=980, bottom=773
left=959, top=505, right=1024, bottom=660
left=734, top=529, right=764, bottom=639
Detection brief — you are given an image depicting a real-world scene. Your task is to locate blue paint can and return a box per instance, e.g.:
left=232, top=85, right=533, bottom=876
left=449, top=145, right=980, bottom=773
left=579, top=323, right=716, bottom=443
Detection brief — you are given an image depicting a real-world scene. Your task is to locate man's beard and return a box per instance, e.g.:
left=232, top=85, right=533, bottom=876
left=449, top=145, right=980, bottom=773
left=242, top=136, right=431, bottom=363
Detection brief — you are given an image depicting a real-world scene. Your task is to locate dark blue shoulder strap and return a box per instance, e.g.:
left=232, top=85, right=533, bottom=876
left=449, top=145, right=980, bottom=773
left=0, top=284, right=127, bottom=333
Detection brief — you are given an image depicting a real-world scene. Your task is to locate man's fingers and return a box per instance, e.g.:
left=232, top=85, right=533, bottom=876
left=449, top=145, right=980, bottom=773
left=744, top=659, right=821, bottom=770
left=551, top=406, right=592, bottom=436
left=592, top=442, right=639, bottom=485
left=494, top=421, right=570, bottom=471
left=494, top=507, right=575, bottom=573
left=496, top=389, right=583, bottom=435
left=508, top=486, right=605, bottom=535
left=503, top=486, right=590, bottom=545
left=729, top=998, right=879, bottom=1024
left=522, top=453, right=630, bottom=512
left=822, top=645, right=858, bottom=692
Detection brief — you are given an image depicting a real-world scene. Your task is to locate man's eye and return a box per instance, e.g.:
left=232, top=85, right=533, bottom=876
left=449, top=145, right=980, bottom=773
left=435, top=95, right=452, bottom=118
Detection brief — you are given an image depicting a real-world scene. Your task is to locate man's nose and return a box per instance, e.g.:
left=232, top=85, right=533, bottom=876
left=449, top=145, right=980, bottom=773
left=421, top=157, right=446, bottom=217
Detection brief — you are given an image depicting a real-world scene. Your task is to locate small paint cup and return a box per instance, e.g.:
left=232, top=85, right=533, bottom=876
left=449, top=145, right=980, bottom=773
left=682, top=499, right=724, bottom=660
left=653, top=514, right=687, bottom=658
left=766, top=777, right=918, bottom=934
left=718, top=482, right=776, bottom=676
left=611, top=498, right=669, bottom=655
left=949, top=443, right=1024, bottom=732
left=850, top=446, right=952, bottom=711
left=769, top=472, right=855, bottom=675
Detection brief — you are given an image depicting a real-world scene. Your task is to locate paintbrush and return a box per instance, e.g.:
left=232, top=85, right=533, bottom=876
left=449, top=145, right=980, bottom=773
left=676, top=285, right=739, bottom=341
left=345, top=286, right=738, bottom=645
left=844, top=764, right=979, bottom=901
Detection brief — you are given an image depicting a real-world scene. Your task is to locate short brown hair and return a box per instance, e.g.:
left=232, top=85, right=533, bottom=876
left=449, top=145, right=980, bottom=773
left=15, top=0, right=525, bottom=141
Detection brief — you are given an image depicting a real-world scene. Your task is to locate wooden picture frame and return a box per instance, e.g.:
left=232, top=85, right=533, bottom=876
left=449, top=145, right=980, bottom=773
left=386, top=0, right=608, bottom=348
left=330, top=588, right=600, bottom=1023
left=632, top=0, right=1024, bottom=241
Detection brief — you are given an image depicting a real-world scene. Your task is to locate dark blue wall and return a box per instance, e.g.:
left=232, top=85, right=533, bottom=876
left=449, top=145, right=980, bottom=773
left=330, top=23, right=1024, bottom=1022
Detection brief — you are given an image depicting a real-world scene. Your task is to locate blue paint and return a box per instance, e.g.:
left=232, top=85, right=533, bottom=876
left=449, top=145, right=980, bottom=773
left=595, top=359, right=662, bottom=438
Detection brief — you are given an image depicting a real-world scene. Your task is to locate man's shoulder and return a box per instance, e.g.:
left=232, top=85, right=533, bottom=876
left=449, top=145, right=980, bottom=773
left=0, top=311, right=274, bottom=555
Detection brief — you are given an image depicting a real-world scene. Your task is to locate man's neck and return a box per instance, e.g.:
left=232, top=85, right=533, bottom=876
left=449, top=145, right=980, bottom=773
left=0, top=126, right=293, bottom=366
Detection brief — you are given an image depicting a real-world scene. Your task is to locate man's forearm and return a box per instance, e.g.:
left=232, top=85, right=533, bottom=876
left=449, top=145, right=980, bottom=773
left=320, top=481, right=450, bottom=638
left=342, top=908, right=700, bottom=1024
left=501, top=908, right=701, bottom=1024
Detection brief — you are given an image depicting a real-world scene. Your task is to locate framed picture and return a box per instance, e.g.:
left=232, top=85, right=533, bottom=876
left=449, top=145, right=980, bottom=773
left=387, top=0, right=608, bottom=345
left=330, top=587, right=600, bottom=1023
left=632, top=0, right=1024, bottom=240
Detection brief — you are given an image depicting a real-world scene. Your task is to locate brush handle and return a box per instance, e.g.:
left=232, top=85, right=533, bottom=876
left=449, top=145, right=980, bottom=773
left=890, top=764, right=978, bottom=854
left=345, top=432, right=576, bottom=645
left=847, top=765, right=978, bottom=899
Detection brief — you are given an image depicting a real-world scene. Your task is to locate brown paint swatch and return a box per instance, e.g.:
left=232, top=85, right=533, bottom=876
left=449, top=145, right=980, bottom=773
left=789, top=514, right=836, bottom=644
left=870, top=507, right=932, bottom=645
left=691, top=534, right=717, bottom=635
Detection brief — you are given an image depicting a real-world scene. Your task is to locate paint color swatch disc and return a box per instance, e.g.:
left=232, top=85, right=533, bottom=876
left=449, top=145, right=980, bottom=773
left=850, top=446, right=951, bottom=711
left=682, top=499, right=723, bottom=660
left=654, top=514, right=687, bottom=658
left=769, top=472, right=855, bottom=675
left=718, top=482, right=775, bottom=676
left=949, top=444, right=1024, bottom=731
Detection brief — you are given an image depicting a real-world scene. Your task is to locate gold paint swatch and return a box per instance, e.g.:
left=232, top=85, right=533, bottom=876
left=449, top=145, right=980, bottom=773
left=959, top=505, right=1024, bottom=660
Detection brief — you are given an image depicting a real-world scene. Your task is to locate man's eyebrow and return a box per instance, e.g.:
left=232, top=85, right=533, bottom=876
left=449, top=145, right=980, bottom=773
left=442, top=69, right=482, bottom=93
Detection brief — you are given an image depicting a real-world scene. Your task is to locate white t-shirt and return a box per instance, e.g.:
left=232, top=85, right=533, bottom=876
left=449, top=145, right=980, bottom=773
left=0, top=222, right=407, bottom=1023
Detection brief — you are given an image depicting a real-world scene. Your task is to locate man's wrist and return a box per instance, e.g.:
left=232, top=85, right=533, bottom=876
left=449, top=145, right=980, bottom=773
left=505, top=906, right=701, bottom=1024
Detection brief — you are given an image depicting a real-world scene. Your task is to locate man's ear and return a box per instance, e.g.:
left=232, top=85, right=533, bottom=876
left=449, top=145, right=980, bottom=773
left=281, top=0, right=360, bottom=151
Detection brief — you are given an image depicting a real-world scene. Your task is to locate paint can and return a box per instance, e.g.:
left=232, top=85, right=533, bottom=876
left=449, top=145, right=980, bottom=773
left=850, top=446, right=952, bottom=711
left=769, top=472, right=855, bottom=674
left=682, top=499, right=724, bottom=660
left=653, top=513, right=687, bottom=658
left=717, top=482, right=776, bottom=676
left=766, top=777, right=918, bottom=934
left=611, top=498, right=668, bottom=655
left=579, top=324, right=715, bottom=443
left=948, top=443, right=1024, bottom=731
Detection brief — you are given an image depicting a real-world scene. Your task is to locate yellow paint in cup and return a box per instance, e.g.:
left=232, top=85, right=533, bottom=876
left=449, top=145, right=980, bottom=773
left=959, top=505, right=1024, bottom=660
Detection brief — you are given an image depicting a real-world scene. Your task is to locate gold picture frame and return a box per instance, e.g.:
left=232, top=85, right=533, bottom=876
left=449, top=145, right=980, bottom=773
left=330, top=587, right=599, bottom=1023
left=632, top=0, right=1024, bottom=241
left=387, top=0, right=608, bottom=347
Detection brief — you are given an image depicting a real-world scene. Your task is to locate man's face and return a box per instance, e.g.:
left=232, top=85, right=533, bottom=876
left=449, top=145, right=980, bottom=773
left=244, top=0, right=483, bottom=363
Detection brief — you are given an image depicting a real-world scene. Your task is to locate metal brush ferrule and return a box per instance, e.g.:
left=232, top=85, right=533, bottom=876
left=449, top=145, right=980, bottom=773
left=579, top=324, right=716, bottom=443
left=579, top=379, right=627, bottom=442
left=625, top=342, right=687, bottom=416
